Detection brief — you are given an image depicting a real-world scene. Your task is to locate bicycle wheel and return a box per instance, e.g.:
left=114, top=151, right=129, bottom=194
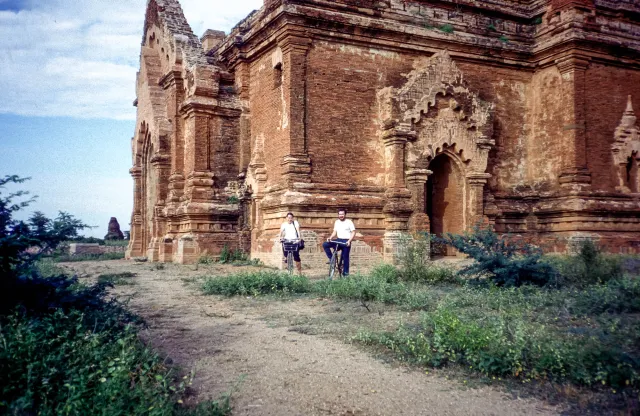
left=337, top=252, right=344, bottom=278
left=287, top=251, right=294, bottom=275
left=328, top=252, right=337, bottom=280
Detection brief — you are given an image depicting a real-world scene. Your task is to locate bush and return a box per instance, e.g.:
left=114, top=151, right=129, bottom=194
left=313, top=274, right=408, bottom=305
left=0, top=308, right=230, bottom=415
left=572, top=277, right=640, bottom=315
left=355, top=285, right=640, bottom=388
left=553, top=239, right=623, bottom=286
left=369, top=263, right=400, bottom=284
left=202, top=270, right=310, bottom=296
left=311, top=274, right=436, bottom=310
left=198, top=254, right=216, bottom=264
left=97, top=272, right=137, bottom=286
left=218, top=245, right=248, bottom=264
left=396, top=233, right=458, bottom=284
left=441, top=226, right=557, bottom=287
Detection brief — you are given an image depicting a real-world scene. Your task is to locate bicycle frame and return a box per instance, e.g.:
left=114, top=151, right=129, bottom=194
left=327, top=240, right=348, bottom=280
left=281, top=239, right=300, bottom=275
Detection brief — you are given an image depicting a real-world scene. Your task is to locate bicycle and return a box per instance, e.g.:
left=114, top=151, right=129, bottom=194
left=281, top=239, right=300, bottom=275
left=327, top=240, right=348, bottom=280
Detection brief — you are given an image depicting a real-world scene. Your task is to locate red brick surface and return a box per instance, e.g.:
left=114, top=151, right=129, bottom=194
left=127, top=0, right=640, bottom=264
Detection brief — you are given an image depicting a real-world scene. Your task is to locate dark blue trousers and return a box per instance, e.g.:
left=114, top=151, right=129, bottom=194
left=322, top=239, right=351, bottom=276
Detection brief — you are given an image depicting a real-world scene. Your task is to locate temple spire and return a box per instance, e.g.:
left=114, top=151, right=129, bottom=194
left=620, top=95, right=637, bottom=128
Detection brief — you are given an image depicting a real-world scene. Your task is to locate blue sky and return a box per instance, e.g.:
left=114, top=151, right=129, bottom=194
left=0, top=0, right=261, bottom=237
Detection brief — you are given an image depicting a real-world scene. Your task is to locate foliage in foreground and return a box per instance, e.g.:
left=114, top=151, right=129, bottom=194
left=355, top=281, right=640, bottom=389
left=0, top=175, right=230, bottom=415
left=0, top=308, right=230, bottom=416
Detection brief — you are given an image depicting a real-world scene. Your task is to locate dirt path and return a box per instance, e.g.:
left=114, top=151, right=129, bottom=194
left=62, top=260, right=560, bottom=416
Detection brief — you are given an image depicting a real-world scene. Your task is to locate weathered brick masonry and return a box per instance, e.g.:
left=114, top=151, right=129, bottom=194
left=127, top=0, right=640, bottom=265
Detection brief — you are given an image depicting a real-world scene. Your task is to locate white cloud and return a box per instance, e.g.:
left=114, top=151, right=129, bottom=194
left=0, top=0, right=262, bottom=120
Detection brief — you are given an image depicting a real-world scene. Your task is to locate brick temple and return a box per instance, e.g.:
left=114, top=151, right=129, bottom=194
left=126, top=0, right=640, bottom=265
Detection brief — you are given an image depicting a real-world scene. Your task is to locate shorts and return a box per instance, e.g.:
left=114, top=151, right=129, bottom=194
left=283, top=248, right=301, bottom=262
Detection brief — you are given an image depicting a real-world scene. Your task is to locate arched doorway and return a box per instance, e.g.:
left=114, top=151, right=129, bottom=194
left=426, top=153, right=465, bottom=256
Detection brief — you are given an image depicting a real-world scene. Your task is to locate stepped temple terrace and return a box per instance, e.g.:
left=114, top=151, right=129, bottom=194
left=127, top=0, right=640, bottom=266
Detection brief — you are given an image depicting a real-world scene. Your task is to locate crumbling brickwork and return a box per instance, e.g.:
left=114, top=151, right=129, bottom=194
left=128, top=0, right=640, bottom=265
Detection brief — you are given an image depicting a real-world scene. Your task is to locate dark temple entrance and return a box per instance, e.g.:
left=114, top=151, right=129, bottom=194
left=426, top=154, right=464, bottom=256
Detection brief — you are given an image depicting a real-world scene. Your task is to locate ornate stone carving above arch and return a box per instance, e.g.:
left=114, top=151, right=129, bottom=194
left=377, top=50, right=495, bottom=175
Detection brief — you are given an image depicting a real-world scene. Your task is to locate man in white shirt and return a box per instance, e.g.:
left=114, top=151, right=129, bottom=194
left=322, top=209, right=356, bottom=276
left=279, top=212, right=302, bottom=274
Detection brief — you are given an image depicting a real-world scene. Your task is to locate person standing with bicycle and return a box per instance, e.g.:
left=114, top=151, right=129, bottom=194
left=323, top=208, right=356, bottom=277
left=279, top=212, right=303, bottom=274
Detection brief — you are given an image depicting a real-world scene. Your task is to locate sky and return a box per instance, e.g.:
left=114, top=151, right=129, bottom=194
left=0, top=0, right=262, bottom=237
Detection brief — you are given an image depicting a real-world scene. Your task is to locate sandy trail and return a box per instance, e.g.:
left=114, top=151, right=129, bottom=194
left=62, top=260, right=560, bottom=416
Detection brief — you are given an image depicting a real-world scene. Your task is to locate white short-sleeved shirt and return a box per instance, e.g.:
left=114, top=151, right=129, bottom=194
left=280, top=221, right=301, bottom=240
left=333, top=219, right=356, bottom=239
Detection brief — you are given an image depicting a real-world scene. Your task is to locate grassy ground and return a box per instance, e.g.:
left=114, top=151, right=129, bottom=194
left=197, top=253, right=640, bottom=415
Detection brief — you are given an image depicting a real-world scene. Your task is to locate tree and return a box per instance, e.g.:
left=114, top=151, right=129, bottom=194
left=0, top=175, right=89, bottom=277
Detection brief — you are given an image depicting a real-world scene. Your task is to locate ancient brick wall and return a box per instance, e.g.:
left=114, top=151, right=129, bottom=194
left=306, top=41, right=407, bottom=187
left=249, top=48, right=288, bottom=187
left=129, top=0, right=640, bottom=264
left=526, top=66, right=565, bottom=191
left=456, top=62, right=531, bottom=193
left=585, top=66, right=640, bottom=191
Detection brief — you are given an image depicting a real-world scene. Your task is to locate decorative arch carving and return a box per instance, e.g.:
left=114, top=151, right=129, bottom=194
left=377, top=50, right=495, bottom=175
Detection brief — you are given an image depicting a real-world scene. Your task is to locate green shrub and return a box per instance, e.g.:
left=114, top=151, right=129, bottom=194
left=355, top=286, right=640, bottom=388
left=218, top=245, right=247, bottom=264
left=0, top=175, right=229, bottom=415
left=313, top=274, right=407, bottom=305
left=202, top=270, right=310, bottom=296
left=0, top=308, right=230, bottom=415
left=553, top=239, right=623, bottom=286
left=439, top=24, right=454, bottom=33
left=397, top=233, right=459, bottom=284
left=369, top=263, right=400, bottom=284
left=311, top=274, right=436, bottom=310
left=198, top=254, right=216, bottom=264
left=572, top=277, right=640, bottom=315
left=441, top=226, right=557, bottom=287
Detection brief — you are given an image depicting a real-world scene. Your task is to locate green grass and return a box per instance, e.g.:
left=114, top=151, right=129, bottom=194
left=199, top=260, right=640, bottom=395
left=201, top=267, right=449, bottom=311
left=354, top=282, right=640, bottom=389
left=201, top=270, right=311, bottom=297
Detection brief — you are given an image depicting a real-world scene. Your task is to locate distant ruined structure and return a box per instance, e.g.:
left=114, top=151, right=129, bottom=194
left=105, top=217, right=125, bottom=240
left=127, top=0, right=640, bottom=265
